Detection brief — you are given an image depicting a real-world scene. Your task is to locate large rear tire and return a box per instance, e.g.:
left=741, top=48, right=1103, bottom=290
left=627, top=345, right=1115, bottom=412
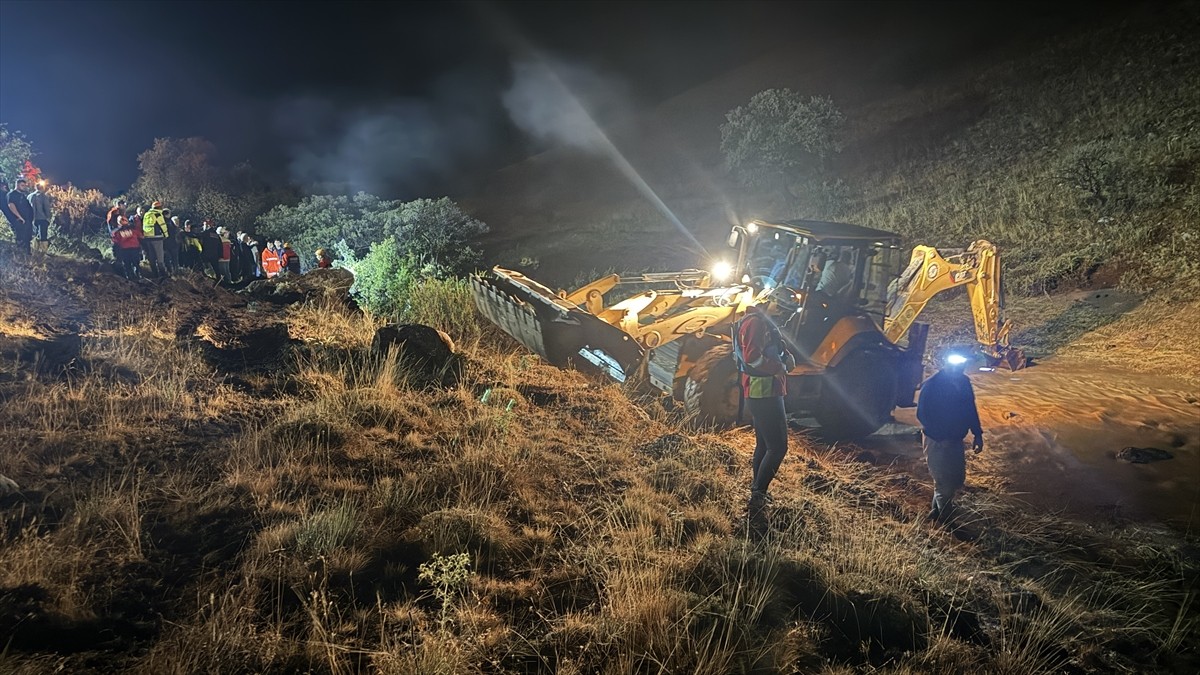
left=683, top=345, right=743, bottom=426
left=814, top=348, right=898, bottom=440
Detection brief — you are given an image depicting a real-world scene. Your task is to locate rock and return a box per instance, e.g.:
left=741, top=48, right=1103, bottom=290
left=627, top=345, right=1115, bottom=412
left=1116, top=447, right=1173, bottom=464
left=371, top=323, right=461, bottom=387
left=240, top=268, right=356, bottom=307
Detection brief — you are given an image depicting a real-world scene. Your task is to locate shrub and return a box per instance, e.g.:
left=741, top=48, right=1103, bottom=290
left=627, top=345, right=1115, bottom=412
left=258, top=195, right=487, bottom=273
left=720, top=89, right=844, bottom=202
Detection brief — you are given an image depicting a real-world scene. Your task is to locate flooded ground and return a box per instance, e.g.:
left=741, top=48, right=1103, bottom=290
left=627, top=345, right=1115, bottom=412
left=855, top=359, right=1200, bottom=532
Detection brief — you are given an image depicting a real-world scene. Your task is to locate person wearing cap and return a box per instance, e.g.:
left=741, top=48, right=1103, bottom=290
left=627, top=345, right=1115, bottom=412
left=141, top=201, right=168, bottom=278
left=917, top=352, right=984, bottom=523
left=5, top=177, right=35, bottom=257
left=28, top=180, right=53, bottom=256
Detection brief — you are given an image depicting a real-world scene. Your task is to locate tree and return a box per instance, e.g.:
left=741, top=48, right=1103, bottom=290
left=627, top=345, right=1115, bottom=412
left=255, top=194, right=487, bottom=273
left=131, top=137, right=218, bottom=213
left=720, top=89, right=844, bottom=201
left=0, top=123, right=35, bottom=183
left=45, top=183, right=109, bottom=237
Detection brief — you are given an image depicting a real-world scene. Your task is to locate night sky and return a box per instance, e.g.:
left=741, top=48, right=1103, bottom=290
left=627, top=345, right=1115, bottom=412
left=0, top=1, right=1104, bottom=197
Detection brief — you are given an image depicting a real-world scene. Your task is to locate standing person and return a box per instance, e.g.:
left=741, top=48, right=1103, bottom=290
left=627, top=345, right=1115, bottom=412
left=141, top=201, right=168, bottom=278
left=315, top=248, right=333, bottom=268
left=180, top=220, right=202, bottom=270
left=242, top=233, right=261, bottom=279
left=199, top=219, right=223, bottom=280
left=280, top=242, right=301, bottom=274
left=28, top=181, right=53, bottom=255
left=261, top=239, right=281, bottom=279
left=735, top=303, right=796, bottom=533
left=106, top=198, right=127, bottom=233
left=6, top=178, right=35, bottom=258
left=163, top=214, right=181, bottom=276
left=215, top=227, right=234, bottom=286
left=916, top=353, right=984, bottom=523
left=111, top=215, right=143, bottom=279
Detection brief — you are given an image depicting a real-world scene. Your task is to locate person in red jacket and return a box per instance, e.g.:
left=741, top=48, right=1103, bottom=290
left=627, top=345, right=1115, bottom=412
left=111, top=215, right=144, bottom=280
left=315, top=248, right=333, bottom=268
left=280, top=242, right=301, bottom=274
left=735, top=303, right=796, bottom=532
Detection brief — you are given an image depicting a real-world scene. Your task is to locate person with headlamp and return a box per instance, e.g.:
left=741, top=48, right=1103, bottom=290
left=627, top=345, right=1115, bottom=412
left=917, top=351, right=984, bottom=522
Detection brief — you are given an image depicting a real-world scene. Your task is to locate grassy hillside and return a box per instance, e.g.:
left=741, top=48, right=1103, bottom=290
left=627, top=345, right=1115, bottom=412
left=468, top=3, right=1200, bottom=300
left=0, top=251, right=1195, bottom=673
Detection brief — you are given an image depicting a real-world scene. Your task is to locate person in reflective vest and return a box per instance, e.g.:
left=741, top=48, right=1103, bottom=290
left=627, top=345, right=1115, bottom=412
left=735, top=304, right=796, bottom=528
left=261, top=241, right=281, bottom=278
left=141, top=200, right=168, bottom=277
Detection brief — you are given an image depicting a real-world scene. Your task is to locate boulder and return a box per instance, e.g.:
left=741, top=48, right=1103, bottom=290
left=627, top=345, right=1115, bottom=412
left=371, top=323, right=461, bottom=387
left=241, top=268, right=356, bottom=307
left=1116, top=447, right=1173, bottom=464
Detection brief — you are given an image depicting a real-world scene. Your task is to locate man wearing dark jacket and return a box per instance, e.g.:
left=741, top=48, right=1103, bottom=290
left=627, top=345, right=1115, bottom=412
left=916, top=353, right=984, bottom=522
left=6, top=178, right=35, bottom=257
left=199, top=220, right=223, bottom=280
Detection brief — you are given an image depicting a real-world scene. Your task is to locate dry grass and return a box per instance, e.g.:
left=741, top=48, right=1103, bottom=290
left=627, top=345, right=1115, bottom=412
left=1, top=262, right=1196, bottom=673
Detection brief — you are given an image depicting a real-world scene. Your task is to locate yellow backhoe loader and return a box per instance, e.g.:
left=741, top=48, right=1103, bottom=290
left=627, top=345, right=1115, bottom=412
left=472, top=219, right=1024, bottom=439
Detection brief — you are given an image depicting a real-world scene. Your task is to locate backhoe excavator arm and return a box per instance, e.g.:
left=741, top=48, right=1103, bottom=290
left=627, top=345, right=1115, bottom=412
left=883, top=240, right=1023, bottom=367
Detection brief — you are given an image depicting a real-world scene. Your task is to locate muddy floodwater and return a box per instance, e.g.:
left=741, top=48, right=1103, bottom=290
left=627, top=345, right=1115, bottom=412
left=875, top=360, right=1200, bottom=531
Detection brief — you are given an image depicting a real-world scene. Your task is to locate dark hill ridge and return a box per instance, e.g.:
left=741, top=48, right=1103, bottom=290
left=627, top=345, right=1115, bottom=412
left=467, top=2, right=1200, bottom=294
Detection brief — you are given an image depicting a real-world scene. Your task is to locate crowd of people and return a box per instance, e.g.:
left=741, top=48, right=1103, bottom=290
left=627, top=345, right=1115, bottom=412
left=104, top=197, right=329, bottom=285
left=2, top=175, right=334, bottom=286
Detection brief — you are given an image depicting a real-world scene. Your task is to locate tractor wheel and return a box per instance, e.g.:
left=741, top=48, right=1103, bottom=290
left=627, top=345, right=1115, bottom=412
left=814, top=348, right=898, bottom=440
left=683, top=345, right=744, bottom=426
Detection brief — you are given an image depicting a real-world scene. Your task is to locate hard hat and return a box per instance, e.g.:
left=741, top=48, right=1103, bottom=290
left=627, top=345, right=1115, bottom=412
left=152, top=200, right=163, bottom=208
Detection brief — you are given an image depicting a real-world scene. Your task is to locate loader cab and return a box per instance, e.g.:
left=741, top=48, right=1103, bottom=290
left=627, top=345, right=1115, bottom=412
left=728, top=219, right=904, bottom=317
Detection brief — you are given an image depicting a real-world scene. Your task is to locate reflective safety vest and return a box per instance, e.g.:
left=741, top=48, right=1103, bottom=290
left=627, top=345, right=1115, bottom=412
left=262, top=248, right=281, bottom=278
left=143, top=208, right=167, bottom=238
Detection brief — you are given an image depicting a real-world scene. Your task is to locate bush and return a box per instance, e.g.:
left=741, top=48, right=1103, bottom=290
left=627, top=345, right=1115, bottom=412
left=258, top=195, right=487, bottom=273
left=720, top=89, right=844, bottom=201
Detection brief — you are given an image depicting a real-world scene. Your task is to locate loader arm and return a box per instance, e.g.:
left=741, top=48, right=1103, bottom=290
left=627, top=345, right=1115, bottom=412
left=883, top=240, right=1022, bottom=366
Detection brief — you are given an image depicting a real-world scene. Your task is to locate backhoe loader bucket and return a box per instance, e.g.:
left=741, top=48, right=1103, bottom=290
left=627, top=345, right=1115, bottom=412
left=470, top=268, right=645, bottom=382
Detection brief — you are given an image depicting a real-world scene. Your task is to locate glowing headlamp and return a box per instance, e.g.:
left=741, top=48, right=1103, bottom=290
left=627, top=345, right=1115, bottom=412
left=945, top=353, right=968, bottom=366
left=711, top=261, right=733, bottom=282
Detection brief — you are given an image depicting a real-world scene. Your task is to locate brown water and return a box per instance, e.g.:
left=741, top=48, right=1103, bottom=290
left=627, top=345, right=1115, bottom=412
left=876, top=360, right=1200, bottom=531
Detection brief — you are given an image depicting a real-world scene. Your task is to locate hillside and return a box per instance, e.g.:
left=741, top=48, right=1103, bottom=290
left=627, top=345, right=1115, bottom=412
left=466, top=2, right=1200, bottom=299
left=0, top=248, right=1196, bottom=673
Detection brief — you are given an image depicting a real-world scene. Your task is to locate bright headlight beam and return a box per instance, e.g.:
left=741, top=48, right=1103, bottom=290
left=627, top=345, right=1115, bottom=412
left=711, top=261, right=733, bottom=282
left=946, top=353, right=968, bottom=366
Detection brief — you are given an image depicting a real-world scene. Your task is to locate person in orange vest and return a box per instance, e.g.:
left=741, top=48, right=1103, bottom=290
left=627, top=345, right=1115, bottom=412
left=261, top=240, right=282, bottom=278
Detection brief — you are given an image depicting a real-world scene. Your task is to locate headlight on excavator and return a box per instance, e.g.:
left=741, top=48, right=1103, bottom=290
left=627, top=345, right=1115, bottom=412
left=711, top=261, right=733, bottom=282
